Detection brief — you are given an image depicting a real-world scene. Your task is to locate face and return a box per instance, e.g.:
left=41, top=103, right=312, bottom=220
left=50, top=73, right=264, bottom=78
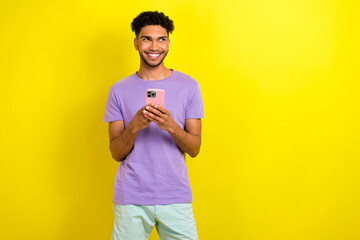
left=134, top=25, right=170, bottom=68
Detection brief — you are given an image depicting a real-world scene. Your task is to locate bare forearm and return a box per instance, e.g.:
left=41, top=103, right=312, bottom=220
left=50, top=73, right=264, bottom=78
left=168, top=124, right=201, bottom=158
left=110, top=122, right=139, bottom=162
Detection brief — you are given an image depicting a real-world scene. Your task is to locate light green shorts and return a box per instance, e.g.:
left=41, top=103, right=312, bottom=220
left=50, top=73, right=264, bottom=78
left=111, top=203, right=198, bottom=240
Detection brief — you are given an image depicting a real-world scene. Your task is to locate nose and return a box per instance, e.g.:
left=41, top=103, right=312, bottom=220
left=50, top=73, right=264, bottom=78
left=150, top=40, right=159, bottom=50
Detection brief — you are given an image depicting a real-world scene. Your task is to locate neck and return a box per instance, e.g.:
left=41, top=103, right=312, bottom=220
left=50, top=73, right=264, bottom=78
left=137, top=62, right=172, bottom=81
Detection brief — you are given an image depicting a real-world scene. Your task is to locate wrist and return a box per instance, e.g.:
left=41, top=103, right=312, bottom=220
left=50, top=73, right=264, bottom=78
left=128, top=121, right=140, bottom=135
left=168, top=122, right=180, bottom=135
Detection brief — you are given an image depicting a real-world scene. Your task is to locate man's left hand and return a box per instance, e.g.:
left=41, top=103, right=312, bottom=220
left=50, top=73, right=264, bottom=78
left=143, top=103, right=177, bottom=132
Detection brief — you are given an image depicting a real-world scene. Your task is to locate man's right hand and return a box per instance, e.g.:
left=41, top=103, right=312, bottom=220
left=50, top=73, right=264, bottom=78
left=109, top=104, right=154, bottom=162
left=128, top=104, right=153, bottom=133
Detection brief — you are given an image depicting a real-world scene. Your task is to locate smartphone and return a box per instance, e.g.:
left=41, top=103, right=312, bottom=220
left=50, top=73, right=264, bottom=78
left=146, top=89, right=165, bottom=106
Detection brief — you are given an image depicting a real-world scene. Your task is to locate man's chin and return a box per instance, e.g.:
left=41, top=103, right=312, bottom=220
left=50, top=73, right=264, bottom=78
left=147, top=61, right=163, bottom=68
left=142, top=58, right=165, bottom=68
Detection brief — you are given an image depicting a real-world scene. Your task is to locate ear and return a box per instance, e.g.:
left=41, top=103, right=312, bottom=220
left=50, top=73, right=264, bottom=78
left=134, top=37, right=139, bottom=50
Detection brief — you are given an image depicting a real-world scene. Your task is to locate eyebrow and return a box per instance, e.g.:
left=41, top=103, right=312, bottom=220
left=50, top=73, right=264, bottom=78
left=140, top=36, right=168, bottom=39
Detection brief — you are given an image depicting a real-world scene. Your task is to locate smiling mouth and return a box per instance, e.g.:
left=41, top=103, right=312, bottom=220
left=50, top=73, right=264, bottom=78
left=146, top=53, right=162, bottom=60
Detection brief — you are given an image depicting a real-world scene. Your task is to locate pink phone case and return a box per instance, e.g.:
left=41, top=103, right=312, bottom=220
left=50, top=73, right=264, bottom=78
left=146, top=89, right=165, bottom=106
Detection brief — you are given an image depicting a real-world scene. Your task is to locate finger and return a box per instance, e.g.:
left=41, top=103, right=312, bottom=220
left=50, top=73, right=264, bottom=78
left=154, top=104, right=167, bottom=114
left=142, top=109, right=151, bottom=119
left=144, top=112, right=160, bottom=123
left=143, top=115, right=153, bottom=123
left=145, top=105, right=164, bottom=118
left=143, top=109, right=162, bottom=122
left=140, top=113, right=150, bottom=122
left=141, top=103, right=153, bottom=111
left=142, top=114, right=150, bottom=120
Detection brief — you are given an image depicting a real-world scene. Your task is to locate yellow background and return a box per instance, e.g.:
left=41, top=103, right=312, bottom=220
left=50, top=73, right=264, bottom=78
left=1, top=0, right=359, bottom=239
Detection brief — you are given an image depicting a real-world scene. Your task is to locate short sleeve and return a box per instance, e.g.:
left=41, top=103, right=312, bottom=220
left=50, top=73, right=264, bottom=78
left=185, top=83, right=204, bottom=119
left=104, top=86, right=124, bottom=122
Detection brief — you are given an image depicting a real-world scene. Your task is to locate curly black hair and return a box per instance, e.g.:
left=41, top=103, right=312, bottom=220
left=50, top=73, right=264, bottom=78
left=131, top=11, right=174, bottom=37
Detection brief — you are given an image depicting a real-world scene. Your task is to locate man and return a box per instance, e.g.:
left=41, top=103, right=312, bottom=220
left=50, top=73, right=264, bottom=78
left=104, top=11, right=204, bottom=240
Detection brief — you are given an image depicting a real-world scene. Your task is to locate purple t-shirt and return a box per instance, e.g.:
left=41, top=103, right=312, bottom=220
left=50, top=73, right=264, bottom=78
left=104, top=69, right=204, bottom=205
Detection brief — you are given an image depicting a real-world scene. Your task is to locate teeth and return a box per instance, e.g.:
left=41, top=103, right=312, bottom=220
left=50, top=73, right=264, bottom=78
left=148, top=54, right=160, bottom=57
